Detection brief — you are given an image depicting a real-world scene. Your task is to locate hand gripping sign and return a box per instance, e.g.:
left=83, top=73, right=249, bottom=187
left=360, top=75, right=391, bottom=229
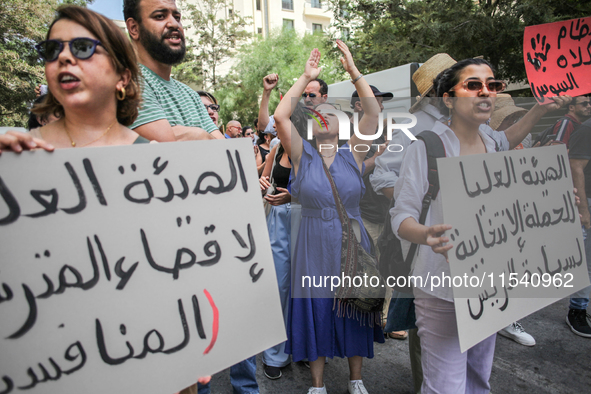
left=524, top=17, right=591, bottom=104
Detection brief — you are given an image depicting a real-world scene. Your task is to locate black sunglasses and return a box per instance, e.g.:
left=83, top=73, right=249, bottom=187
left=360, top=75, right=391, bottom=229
left=36, top=38, right=103, bottom=62
left=575, top=101, right=591, bottom=107
left=302, top=93, right=318, bottom=98
left=204, top=104, right=220, bottom=112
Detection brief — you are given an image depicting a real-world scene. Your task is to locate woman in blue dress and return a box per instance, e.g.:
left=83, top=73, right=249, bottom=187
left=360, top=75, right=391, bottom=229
left=274, top=40, right=384, bottom=394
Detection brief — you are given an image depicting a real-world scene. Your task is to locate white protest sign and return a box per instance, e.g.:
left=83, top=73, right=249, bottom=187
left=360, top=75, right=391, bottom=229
left=438, top=145, right=589, bottom=352
left=0, top=139, right=285, bottom=393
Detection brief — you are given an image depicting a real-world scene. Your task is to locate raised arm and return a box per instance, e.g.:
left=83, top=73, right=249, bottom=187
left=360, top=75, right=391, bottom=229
left=274, top=49, right=321, bottom=173
left=336, top=40, right=379, bottom=167
left=258, top=74, right=278, bottom=132
left=504, top=96, right=571, bottom=149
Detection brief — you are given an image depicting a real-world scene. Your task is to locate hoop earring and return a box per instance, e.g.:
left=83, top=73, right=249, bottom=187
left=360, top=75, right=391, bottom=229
left=447, top=107, right=452, bottom=126
left=117, top=87, right=126, bottom=101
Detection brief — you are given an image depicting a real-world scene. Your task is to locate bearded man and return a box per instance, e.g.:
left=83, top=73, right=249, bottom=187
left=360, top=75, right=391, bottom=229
left=124, top=0, right=224, bottom=141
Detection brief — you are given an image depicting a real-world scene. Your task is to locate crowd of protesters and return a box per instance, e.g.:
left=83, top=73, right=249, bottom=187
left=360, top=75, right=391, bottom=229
left=1, top=1, right=590, bottom=394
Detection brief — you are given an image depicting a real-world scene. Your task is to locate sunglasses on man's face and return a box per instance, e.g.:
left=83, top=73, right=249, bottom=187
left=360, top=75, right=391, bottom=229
left=204, top=104, right=220, bottom=112
left=36, top=38, right=103, bottom=62
left=576, top=101, right=591, bottom=107
left=302, top=93, right=318, bottom=98
left=456, top=79, right=506, bottom=93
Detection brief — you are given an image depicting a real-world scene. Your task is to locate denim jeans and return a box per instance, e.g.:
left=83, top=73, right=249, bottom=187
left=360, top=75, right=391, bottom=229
left=569, top=198, right=591, bottom=310
left=197, top=356, right=258, bottom=394
left=262, top=204, right=291, bottom=368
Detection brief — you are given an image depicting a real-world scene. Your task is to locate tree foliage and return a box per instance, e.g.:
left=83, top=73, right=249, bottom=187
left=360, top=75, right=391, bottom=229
left=177, top=0, right=251, bottom=89
left=0, top=0, right=93, bottom=127
left=328, top=0, right=591, bottom=83
left=213, top=29, right=344, bottom=127
left=0, top=0, right=56, bottom=126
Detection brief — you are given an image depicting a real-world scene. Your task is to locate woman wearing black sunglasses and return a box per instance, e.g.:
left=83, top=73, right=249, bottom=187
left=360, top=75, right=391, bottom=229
left=391, top=58, right=505, bottom=393
left=0, top=5, right=144, bottom=153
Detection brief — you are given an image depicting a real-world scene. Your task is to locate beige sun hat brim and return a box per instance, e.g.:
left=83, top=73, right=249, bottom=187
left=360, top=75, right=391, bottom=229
left=409, top=53, right=457, bottom=113
left=490, top=106, right=528, bottom=130
left=490, top=94, right=527, bottom=130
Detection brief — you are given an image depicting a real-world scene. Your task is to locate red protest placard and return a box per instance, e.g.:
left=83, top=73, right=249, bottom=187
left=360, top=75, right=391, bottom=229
left=524, top=17, right=591, bottom=104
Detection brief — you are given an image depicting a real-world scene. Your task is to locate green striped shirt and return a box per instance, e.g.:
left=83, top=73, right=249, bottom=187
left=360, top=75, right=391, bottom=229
left=131, top=64, right=218, bottom=133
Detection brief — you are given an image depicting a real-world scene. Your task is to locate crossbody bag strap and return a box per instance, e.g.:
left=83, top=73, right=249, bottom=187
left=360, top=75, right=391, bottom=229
left=319, top=156, right=350, bottom=228
left=404, top=130, right=446, bottom=266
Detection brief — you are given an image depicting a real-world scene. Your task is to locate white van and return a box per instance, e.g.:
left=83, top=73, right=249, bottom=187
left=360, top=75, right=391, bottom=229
left=327, top=62, right=421, bottom=114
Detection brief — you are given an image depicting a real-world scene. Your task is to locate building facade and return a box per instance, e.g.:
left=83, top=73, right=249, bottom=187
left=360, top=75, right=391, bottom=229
left=189, top=0, right=334, bottom=37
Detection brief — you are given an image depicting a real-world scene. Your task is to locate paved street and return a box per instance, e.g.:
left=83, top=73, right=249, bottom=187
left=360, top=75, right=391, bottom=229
left=205, top=297, right=591, bottom=393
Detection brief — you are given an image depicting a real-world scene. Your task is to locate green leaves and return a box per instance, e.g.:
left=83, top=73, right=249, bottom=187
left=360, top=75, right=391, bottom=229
left=0, top=0, right=58, bottom=126
left=0, top=0, right=95, bottom=126
left=327, top=0, right=591, bottom=84
left=175, top=0, right=251, bottom=88
left=213, top=29, right=343, bottom=126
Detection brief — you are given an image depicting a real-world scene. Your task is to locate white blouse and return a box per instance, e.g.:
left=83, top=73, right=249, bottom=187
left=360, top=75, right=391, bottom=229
left=390, top=121, right=498, bottom=301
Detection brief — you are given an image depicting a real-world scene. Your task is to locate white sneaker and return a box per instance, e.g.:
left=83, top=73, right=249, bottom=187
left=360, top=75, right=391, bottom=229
left=498, top=322, right=536, bottom=346
left=307, top=386, right=327, bottom=394
left=348, top=380, right=369, bottom=394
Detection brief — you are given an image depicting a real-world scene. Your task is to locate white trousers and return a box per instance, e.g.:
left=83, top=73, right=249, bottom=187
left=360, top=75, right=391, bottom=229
left=414, top=293, right=496, bottom=394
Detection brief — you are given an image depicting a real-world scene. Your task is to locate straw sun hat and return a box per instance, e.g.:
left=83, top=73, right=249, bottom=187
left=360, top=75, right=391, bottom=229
left=410, top=53, right=457, bottom=113
left=490, top=94, right=528, bottom=131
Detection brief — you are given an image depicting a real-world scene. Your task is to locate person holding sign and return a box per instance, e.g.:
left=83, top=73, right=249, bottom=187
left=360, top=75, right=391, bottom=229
left=274, top=41, right=384, bottom=394
left=391, top=58, right=504, bottom=394
left=258, top=142, right=293, bottom=380
left=0, top=5, right=145, bottom=153
left=566, top=117, right=591, bottom=338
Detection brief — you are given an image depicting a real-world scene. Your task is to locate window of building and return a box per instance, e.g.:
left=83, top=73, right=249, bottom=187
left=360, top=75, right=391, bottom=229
left=283, top=19, right=294, bottom=30
left=228, top=9, right=233, bottom=16
left=258, top=27, right=263, bottom=35
left=312, top=23, right=323, bottom=33
left=311, top=0, right=322, bottom=8
left=256, top=0, right=261, bottom=11
left=282, top=0, right=293, bottom=11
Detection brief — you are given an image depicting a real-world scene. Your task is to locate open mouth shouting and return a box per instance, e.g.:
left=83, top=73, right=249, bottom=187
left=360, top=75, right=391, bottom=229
left=475, top=99, right=493, bottom=113
left=58, top=72, right=80, bottom=90
left=163, top=29, right=184, bottom=46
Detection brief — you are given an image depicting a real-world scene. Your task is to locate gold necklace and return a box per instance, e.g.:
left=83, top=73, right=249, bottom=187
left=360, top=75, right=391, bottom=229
left=64, top=120, right=117, bottom=147
left=320, top=151, right=336, bottom=158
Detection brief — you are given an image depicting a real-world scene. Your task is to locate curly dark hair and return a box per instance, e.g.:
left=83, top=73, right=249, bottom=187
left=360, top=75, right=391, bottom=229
left=32, top=5, right=141, bottom=126
left=241, top=125, right=253, bottom=137
left=123, top=0, right=142, bottom=22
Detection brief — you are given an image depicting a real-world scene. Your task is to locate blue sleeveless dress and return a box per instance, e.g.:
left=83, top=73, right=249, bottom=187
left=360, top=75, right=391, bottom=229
left=285, top=140, right=384, bottom=362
